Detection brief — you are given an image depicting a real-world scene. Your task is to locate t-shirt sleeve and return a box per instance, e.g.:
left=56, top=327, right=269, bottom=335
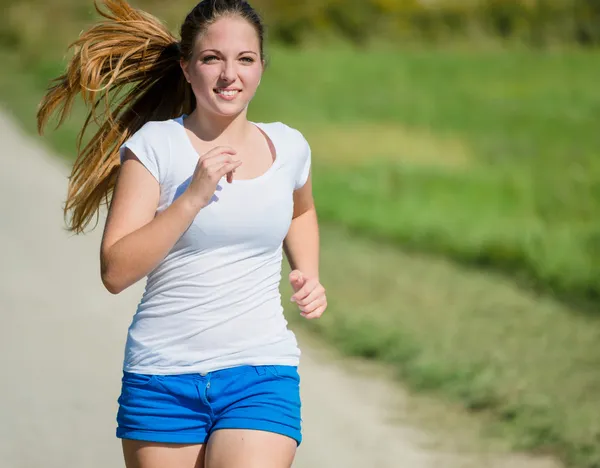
left=295, top=132, right=312, bottom=190
left=119, top=122, right=162, bottom=183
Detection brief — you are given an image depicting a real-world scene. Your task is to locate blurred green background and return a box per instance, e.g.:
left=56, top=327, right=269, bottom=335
left=1, top=0, right=599, bottom=467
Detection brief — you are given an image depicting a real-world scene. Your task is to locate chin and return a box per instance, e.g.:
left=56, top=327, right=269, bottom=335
left=212, top=102, right=249, bottom=117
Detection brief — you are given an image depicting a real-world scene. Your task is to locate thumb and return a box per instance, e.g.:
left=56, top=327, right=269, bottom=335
left=289, top=270, right=305, bottom=291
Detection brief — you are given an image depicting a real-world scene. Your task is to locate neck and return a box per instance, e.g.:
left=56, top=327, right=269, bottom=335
left=185, top=108, right=250, bottom=143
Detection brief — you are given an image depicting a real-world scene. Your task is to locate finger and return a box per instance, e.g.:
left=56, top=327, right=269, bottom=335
left=216, top=161, right=243, bottom=181
left=289, top=270, right=303, bottom=283
left=205, top=154, right=237, bottom=168
left=290, top=279, right=304, bottom=294
left=302, top=304, right=327, bottom=320
left=295, top=286, right=324, bottom=307
left=200, top=146, right=237, bottom=161
left=289, top=270, right=305, bottom=292
left=291, top=281, right=315, bottom=303
left=226, top=165, right=239, bottom=184
left=298, top=296, right=326, bottom=314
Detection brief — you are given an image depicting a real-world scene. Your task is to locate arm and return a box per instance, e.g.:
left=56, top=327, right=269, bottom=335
left=99, top=150, right=201, bottom=294
left=101, top=144, right=240, bottom=295
left=283, top=175, right=320, bottom=280
left=284, top=174, right=327, bottom=319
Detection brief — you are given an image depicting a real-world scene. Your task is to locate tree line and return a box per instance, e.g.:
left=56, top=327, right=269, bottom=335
left=253, top=0, right=600, bottom=47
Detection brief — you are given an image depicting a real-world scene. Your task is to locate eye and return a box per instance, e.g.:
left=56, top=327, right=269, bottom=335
left=202, top=55, right=219, bottom=63
left=240, top=56, right=255, bottom=64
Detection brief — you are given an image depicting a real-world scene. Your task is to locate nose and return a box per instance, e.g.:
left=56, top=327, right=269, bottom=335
left=220, top=60, right=237, bottom=84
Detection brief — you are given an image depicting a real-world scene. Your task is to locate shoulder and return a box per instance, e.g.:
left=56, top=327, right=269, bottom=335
left=258, top=122, right=308, bottom=146
left=257, top=122, right=311, bottom=189
left=258, top=122, right=311, bottom=161
left=129, top=118, right=181, bottom=144
left=120, top=118, right=180, bottom=182
left=122, top=118, right=180, bottom=157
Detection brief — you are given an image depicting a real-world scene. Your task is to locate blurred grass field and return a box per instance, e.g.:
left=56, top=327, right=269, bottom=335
left=9, top=47, right=600, bottom=308
left=251, top=48, right=600, bottom=309
left=1, top=1, right=600, bottom=466
left=282, top=226, right=600, bottom=468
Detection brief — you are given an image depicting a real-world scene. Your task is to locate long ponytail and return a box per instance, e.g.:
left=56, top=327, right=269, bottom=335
left=37, top=0, right=194, bottom=234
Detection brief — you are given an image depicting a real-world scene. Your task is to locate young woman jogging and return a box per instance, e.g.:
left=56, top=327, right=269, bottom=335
left=37, top=1, right=327, bottom=466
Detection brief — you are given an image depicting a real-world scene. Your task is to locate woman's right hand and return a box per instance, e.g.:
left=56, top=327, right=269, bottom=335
left=184, top=146, right=241, bottom=210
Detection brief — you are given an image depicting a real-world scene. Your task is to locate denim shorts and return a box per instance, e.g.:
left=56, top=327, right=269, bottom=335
left=116, top=365, right=302, bottom=445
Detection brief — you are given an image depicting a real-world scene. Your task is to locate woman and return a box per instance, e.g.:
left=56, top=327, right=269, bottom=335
left=37, top=0, right=327, bottom=466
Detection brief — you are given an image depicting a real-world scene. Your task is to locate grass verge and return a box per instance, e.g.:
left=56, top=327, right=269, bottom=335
left=4, top=41, right=600, bottom=308
left=282, top=226, right=600, bottom=468
left=2, top=46, right=600, bottom=467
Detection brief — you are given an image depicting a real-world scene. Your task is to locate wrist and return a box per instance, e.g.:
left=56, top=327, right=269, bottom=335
left=178, top=191, right=207, bottom=214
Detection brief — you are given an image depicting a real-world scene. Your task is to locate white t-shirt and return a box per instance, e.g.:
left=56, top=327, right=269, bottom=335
left=118, top=115, right=311, bottom=375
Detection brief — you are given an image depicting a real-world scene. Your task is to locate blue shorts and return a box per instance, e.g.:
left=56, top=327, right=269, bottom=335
left=116, top=365, right=302, bottom=445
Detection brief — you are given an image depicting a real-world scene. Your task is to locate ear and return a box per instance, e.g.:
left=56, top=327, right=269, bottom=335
left=180, top=59, right=191, bottom=84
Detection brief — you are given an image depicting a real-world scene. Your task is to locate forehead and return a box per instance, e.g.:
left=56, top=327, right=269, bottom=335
left=196, top=15, right=260, bottom=53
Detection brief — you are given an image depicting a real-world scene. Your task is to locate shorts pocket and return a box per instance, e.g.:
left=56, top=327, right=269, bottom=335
left=262, top=365, right=299, bottom=381
left=122, top=371, right=157, bottom=388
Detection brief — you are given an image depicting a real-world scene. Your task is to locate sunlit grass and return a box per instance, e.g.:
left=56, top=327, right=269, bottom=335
left=2, top=13, right=600, bottom=466
left=301, top=122, right=473, bottom=169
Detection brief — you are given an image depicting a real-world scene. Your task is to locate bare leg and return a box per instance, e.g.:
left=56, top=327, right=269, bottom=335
left=122, top=440, right=206, bottom=468
left=205, top=429, right=296, bottom=468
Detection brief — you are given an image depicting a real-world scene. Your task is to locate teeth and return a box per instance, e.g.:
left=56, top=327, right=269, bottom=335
left=216, top=89, right=238, bottom=96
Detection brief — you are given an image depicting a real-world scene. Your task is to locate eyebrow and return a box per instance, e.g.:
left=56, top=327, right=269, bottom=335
left=200, top=49, right=258, bottom=56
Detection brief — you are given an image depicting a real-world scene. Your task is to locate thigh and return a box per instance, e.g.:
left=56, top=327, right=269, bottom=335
left=208, top=365, right=302, bottom=445
left=205, top=429, right=296, bottom=468
left=122, top=440, right=205, bottom=468
left=117, top=372, right=211, bottom=444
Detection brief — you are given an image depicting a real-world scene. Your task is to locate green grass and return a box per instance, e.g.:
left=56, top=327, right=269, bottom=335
left=248, top=47, right=600, bottom=308
left=11, top=47, right=600, bottom=308
left=5, top=2, right=600, bottom=307
left=282, top=226, right=600, bottom=468
left=2, top=35, right=600, bottom=468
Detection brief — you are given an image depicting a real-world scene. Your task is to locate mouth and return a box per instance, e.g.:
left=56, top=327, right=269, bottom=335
left=214, top=88, right=241, bottom=100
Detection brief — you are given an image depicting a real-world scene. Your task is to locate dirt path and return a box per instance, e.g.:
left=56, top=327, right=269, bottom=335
left=0, top=110, right=561, bottom=468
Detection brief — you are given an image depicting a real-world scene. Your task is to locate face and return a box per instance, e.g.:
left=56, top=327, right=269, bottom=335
left=181, top=15, right=264, bottom=118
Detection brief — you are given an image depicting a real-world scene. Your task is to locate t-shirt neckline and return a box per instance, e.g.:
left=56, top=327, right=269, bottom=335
left=174, top=114, right=280, bottom=185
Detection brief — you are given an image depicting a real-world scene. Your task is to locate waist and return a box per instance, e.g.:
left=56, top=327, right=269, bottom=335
left=123, top=316, right=300, bottom=375
left=127, top=290, right=290, bottom=351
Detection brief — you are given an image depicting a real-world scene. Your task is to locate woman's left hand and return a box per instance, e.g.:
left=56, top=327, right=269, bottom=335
left=289, top=270, right=327, bottom=320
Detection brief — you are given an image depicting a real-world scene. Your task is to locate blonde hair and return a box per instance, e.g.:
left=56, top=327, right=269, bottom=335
left=37, top=0, right=193, bottom=233
left=38, top=0, right=265, bottom=233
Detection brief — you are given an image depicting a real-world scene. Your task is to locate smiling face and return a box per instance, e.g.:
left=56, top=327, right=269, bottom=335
left=181, top=15, right=264, bottom=119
